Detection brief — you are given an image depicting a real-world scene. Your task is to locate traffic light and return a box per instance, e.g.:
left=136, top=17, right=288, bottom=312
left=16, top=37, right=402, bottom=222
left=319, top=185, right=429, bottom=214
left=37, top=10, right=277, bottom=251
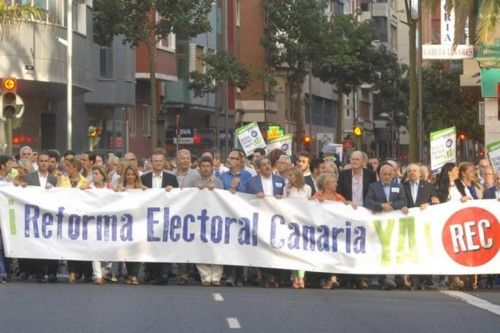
left=353, top=126, right=363, bottom=137
left=1, top=78, right=23, bottom=122
left=2, top=92, right=17, bottom=118
left=303, top=135, right=312, bottom=150
left=458, top=131, right=467, bottom=141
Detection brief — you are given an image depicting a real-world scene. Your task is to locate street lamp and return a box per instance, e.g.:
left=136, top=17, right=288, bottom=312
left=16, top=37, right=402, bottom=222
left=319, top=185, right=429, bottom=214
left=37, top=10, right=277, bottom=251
left=379, top=112, right=394, bottom=158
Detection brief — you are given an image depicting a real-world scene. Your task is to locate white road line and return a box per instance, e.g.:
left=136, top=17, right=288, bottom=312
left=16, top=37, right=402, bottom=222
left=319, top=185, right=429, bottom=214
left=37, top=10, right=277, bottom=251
left=440, top=290, right=500, bottom=316
left=226, top=317, right=241, bottom=329
left=212, top=293, right=224, bottom=302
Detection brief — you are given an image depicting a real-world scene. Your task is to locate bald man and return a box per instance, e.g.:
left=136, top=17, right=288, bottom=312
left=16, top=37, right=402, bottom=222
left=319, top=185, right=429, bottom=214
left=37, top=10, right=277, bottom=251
left=337, top=151, right=377, bottom=207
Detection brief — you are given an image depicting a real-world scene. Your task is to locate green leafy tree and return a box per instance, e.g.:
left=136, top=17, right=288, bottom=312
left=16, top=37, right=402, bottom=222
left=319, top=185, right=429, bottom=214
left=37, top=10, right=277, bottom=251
left=262, top=0, right=330, bottom=151
left=311, top=13, right=384, bottom=143
left=188, top=51, right=250, bottom=97
left=422, top=61, right=482, bottom=141
left=188, top=51, right=251, bottom=149
left=93, top=0, right=213, bottom=150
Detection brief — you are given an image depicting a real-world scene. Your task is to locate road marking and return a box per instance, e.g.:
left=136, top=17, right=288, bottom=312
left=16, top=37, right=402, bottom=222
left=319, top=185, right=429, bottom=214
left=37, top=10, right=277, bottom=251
left=212, top=293, right=224, bottom=301
left=226, top=317, right=241, bottom=329
left=440, top=290, right=500, bottom=316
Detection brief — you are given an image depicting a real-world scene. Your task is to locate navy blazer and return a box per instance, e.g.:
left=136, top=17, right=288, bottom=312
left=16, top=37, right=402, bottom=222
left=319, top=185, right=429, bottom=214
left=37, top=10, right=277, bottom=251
left=249, top=174, right=286, bottom=196
left=484, top=186, right=498, bottom=199
left=365, top=181, right=408, bottom=212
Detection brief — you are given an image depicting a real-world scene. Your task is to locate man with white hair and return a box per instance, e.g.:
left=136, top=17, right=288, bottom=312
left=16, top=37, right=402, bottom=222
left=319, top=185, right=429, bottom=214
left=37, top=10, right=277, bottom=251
left=20, top=146, right=38, bottom=171
left=484, top=170, right=500, bottom=199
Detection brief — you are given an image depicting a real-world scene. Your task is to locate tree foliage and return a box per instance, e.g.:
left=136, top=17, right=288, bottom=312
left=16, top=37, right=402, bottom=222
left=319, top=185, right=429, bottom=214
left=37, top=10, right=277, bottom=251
left=188, top=51, right=250, bottom=97
left=262, top=0, right=330, bottom=149
left=422, top=61, right=482, bottom=142
left=311, top=13, right=383, bottom=94
left=93, top=0, right=213, bottom=47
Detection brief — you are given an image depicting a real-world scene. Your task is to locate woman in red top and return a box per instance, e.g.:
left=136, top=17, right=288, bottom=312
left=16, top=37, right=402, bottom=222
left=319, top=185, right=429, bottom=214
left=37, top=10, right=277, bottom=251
left=312, top=173, right=356, bottom=289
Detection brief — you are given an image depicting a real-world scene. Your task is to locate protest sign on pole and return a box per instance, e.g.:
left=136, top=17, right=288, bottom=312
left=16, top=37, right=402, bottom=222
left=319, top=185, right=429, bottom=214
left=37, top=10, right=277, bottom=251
left=266, top=134, right=293, bottom=156
left=235, top=122, right=266, bottom=156
left=430, top=126, right=456, bottom=173
left=486, top=140, right=500, bottom=173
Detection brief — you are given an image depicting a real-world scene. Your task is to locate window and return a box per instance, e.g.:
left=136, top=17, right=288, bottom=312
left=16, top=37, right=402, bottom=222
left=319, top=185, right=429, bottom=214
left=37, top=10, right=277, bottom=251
left=373, top=17, right=388, bottom=42
left=142, top=105, right=151, bottom=137
left=99, top=47, right=113, bottom=78
left=195, top=45, right=205, bottom=73
left=236, top=0, right=240, bottom=27
left=156, top=12, right=176, bottom=52
left=127, top=107, right=136, bottom=138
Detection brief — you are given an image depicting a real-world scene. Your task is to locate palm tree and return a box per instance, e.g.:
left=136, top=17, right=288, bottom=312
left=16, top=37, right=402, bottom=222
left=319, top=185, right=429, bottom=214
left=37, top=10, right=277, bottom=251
left=425, top=0, right=500, bottom=45
left=0, top=0, right=46, bottom=40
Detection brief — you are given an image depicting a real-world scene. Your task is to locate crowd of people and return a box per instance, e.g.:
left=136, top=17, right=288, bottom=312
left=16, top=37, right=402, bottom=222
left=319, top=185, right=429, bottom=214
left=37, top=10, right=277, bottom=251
left=0, top=144, right=499, bottom=290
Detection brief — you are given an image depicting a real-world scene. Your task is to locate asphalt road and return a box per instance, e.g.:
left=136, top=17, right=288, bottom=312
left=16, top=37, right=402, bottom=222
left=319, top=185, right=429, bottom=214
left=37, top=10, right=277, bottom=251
left=1, top=281, right=499, bottom=333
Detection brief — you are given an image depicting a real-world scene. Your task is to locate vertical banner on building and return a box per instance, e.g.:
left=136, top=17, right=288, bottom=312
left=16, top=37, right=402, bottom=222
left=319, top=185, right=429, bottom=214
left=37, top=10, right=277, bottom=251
left=267, top=134, right=293, bottom=156
left=430, top=126, right=456, bottom=173
left=441, top=0, right=455, bottom=45
left=486, top=140, right=500, bottom=172
left=235, top=122, right=266, bottom=156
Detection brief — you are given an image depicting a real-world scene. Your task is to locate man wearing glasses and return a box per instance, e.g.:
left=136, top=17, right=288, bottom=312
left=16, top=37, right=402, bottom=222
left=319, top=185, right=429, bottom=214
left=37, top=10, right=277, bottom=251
left=219, top=149, right=252, bottom=286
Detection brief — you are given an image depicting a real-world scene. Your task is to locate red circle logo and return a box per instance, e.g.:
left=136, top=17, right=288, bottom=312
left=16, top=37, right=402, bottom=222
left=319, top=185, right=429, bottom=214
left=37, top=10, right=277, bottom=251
left=442, top=207, right=499, bottom=267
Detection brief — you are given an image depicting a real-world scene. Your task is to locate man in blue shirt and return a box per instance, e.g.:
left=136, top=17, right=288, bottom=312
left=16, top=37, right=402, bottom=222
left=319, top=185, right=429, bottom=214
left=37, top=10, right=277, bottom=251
left=219, top=149, right=252, bottom=194
left=219, top=149, right=252, bottom=287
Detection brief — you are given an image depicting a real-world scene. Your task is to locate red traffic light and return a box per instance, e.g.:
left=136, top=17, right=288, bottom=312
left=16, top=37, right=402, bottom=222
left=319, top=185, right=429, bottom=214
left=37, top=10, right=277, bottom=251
left=458, top=131, right=467, bottom=141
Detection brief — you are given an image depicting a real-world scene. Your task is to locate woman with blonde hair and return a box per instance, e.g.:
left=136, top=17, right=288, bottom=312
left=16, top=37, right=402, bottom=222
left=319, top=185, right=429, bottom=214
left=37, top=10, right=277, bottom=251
left=115, top=164, right=146, bottom=284
left=57, top=157, right=91, bottom=283
left=284, top=167, right=312, bottom=288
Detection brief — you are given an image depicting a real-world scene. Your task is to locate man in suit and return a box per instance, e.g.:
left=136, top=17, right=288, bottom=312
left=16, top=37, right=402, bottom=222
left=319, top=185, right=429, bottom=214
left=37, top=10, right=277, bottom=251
left=337, top=151, right=377, bottom=207
left=23, top=152, right=58, bottom=282
left=402, top=163, right=439, bottom=290
left=305, top=157, right=324, bottom=196
left=250, top=156, right=286, bottom=287
left=403, top=163, right=440, bottom=209
left=249, top=156, right=286, bottom=198
left=365, top=163, right=409, bottom=290
left=141, top=149, right=178, bottom=285
left=336, top=151, right=377, bottom=289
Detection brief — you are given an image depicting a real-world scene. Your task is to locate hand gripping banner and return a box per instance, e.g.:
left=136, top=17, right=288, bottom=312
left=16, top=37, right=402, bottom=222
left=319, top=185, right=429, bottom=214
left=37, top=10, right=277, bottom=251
left=0, top=186, right=499, bottom=274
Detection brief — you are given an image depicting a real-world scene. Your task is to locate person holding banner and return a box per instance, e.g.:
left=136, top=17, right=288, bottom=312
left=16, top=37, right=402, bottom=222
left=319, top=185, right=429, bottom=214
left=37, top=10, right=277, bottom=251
left=57, top=157, right=92, bottom=284
left=402, top=163, right=440, bottom=290
left=220, top=149, right=252, bottom=287
left=365, top=163, right=408, bottom=290
left=250, top=156, right=286, bottom=288
left=0, top=154, right=16, bottom=283
left=284, top=167, right=312, bottom=289
left=87, top=165, right=116, bottom=285
left=116, top=164, right=146, bottom=285
left=193, top=156, right=224, bottom=286
left=141, top=150, right=178, bottom=286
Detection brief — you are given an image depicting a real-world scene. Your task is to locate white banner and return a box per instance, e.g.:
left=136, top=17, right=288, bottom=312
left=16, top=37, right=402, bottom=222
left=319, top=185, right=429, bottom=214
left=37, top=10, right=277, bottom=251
left=0, top=187, right=499, bottom=274
left=430, top=126, right=457, bottom=173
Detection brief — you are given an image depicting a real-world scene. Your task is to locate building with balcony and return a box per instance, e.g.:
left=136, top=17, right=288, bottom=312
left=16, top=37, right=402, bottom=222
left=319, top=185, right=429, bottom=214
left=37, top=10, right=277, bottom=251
left=0, top=0, right=135, bottom=155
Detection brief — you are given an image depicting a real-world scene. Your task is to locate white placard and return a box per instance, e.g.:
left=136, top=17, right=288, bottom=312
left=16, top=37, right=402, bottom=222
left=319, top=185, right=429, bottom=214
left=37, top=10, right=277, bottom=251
left=430, top=126, right=456, bottom=173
